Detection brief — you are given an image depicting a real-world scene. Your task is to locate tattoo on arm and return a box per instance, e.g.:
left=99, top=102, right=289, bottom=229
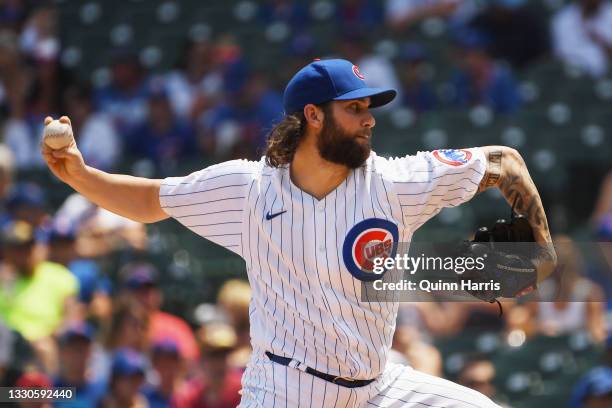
left=478, top=146, right=557, bottom=279
left=478, top=150, right=502, bottom=192
left=498, top=161, right=550, bottom=238
left=478, top=147, right=550, bottom=238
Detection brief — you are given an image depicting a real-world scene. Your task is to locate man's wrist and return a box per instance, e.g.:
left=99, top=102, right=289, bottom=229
left=68, top=165, right=93, bottom=187
left=532, top=244, right=557, bottom=283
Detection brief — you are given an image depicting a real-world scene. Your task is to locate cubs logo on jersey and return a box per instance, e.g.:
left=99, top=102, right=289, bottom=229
left=342, top=218, right=399, bottom=281
left=433, top=149, right=472, bottom=166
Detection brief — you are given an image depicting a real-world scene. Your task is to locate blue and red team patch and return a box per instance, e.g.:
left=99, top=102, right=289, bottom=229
left=433, top=149, right=472, bottom=166
left=352, top=65, right=365, bottom=80
left=342, top=218, right=398, bottom=281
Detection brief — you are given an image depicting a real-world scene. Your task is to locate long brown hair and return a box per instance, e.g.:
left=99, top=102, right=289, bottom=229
left=264, top=103, right=330, bottom=167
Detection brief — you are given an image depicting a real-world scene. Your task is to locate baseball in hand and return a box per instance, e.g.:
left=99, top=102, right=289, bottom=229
left=43, top=119, right=74, bottom=150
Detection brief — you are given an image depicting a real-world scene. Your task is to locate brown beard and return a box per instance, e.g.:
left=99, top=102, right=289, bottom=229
left=317, top=112, right=371, bottom=169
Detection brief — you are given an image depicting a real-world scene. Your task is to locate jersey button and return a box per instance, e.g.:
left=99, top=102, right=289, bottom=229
left=317, top=206, right=324, bottom=213
left=318, top=244, right=325, bottom=253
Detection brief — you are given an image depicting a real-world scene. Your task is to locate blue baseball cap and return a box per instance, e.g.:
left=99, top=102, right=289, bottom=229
left=283, top=58, right=397, bottom=114
left=59, top=322, right=94, bottom=344
left=48, top=216, right=77, bottom=242
left=7, top=182, right=46, bottom=211
left=111, top=348, right=147, bottom=377
left=152, top=339, right=180, bottom=356
left=124, top=263, right=158, bottom=289
left=571, top=367, right=612, bottom=403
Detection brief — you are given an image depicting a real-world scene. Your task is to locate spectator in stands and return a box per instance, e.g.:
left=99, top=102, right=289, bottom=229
left=0, top=0, right=27, bottom=31
left=279, top=33, right=318, bottom=89
left=592, top=170, right=612, bottom=227
left=62, top=84, right=120, bottom=171
left=453, top=302, right=508, bottom=333
left=258, top=0, right=309, bottom=30
left=6, top=182, right=48, bottom=229
left=126, top=79, right=197, bottom=171
left=165, top=38, right=223, bottom=121
left=95, top=49, right=149, bottom=133
left=216, top=279, right=251, bottom=370
left=122, top=262, right=200, bottom=364
left=448, top=29, right=521, bottom=114
left=336, top=0, right=384, bottom=33
left=571, top=366, right=612, bottom=408
left=0, top=220, right=79, bottom=372
left=535, top=235, right=607, bottom=343
left=200, top=70, right=283, bottom=159
left=0, top=319, right=32, bottom=388
left=590, top=195, right=612, bottom=301
left=142, top=339, right=184, bottom=408
left=90, top=297, right=150, bottom=384
left=397, top=297, right=475, bottom=342
left=99, top=348, right=148, bottom=408
left=337, top=32, right=401, bottom=110
left=392, top=325, right=442, bottom=376
left=15, top=370, right=53, bottom=408
left=54, top=193, right=148, bottom=259
left=3, top=55, right=47, bottom=169
left=0, top=30, right=21, bottom=119
left=4, top=4, right=71, bottom=170
left=396, top=43, right=437, bottom=112
left=468, top=0, right=549, bottom=70
left=571, top=334, right=612, bottom=408
left=552, top=0, right=612, bottom=78
left=24, top=44, right=65, bottom=123
left=18, top=5, right=58, bottom=63
left=0, top=144, right=15, bottom=214
left=47, top=216, right=112, bottom=322
left=53, top=323, right=106, bottom=408
left=457, top=354, right=498, bottom=401
left=18, top=5, right=67, bottom=125
left=174, top=323, right=242, bottom=408
left=385, top=0, right=478, bottom=31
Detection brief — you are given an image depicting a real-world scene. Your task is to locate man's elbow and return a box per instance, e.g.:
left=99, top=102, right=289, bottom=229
left=503, top=146, right=525, bottom=167
left=139, top=209, right=169, bottom=224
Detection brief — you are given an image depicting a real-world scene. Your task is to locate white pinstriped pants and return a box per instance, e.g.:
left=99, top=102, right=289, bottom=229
left=238, top=349, right=501, bottom=408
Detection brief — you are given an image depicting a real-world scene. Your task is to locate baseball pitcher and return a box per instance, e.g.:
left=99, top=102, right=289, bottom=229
left=42, top=59, right=556, bottom=407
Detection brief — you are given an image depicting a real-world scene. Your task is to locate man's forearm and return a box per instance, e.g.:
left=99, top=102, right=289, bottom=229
left=69, top=166, right=168, bottom=224
left=478, top=146, right=557, bottom=280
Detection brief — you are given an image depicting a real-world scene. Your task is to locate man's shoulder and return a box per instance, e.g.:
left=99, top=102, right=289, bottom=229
left=369, top=150, right=425, bottom=170
left=35, top=262, right=78, bottom=290
left=206, top=157, right=264, bottom=174
left=36, top=261, right=74, bottom=279
left=371, top=148, right=485, bottom=177
left=175, top=158, right=265, bottom=185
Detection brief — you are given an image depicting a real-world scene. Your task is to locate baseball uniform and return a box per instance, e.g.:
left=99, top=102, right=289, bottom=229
left=159, top=147, right=501, bottom=407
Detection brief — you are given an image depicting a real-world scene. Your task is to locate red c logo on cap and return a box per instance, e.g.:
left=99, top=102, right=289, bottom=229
left=352, top=65, right=365, bottom=80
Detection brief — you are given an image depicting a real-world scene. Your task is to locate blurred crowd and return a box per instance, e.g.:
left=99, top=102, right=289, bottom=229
left=0, top=0, right=611, bottom=173
left=0, top=0, right=611, bottom=407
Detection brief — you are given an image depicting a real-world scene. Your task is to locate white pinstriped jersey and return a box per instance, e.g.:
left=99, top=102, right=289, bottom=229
left=159, top=148, right=486, bottom=380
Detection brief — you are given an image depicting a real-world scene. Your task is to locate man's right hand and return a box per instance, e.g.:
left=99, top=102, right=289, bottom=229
left=41, top=116, right=88, bottom=185
left=40, top=115, right=166, bottom=224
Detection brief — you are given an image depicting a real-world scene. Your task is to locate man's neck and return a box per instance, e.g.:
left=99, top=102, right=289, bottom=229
left=290, top=138, right=351, bottom=201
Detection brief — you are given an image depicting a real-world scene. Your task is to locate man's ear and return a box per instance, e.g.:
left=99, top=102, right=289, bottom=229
left=303, top=104, right=324, bottom=129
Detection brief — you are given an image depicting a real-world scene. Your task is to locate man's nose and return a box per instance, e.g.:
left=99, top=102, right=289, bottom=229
left=362, top=111, right=375, bottom=128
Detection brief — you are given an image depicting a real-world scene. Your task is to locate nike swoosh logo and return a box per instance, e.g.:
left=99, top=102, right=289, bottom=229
left=265, top=210, right=287, bottom=220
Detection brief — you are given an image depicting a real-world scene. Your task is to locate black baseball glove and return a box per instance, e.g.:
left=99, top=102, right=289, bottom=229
left=459, top=209, right=538, bottom=305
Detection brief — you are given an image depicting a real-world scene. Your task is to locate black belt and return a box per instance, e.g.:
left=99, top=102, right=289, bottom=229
left=265, top=351, right=375, bottom=388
